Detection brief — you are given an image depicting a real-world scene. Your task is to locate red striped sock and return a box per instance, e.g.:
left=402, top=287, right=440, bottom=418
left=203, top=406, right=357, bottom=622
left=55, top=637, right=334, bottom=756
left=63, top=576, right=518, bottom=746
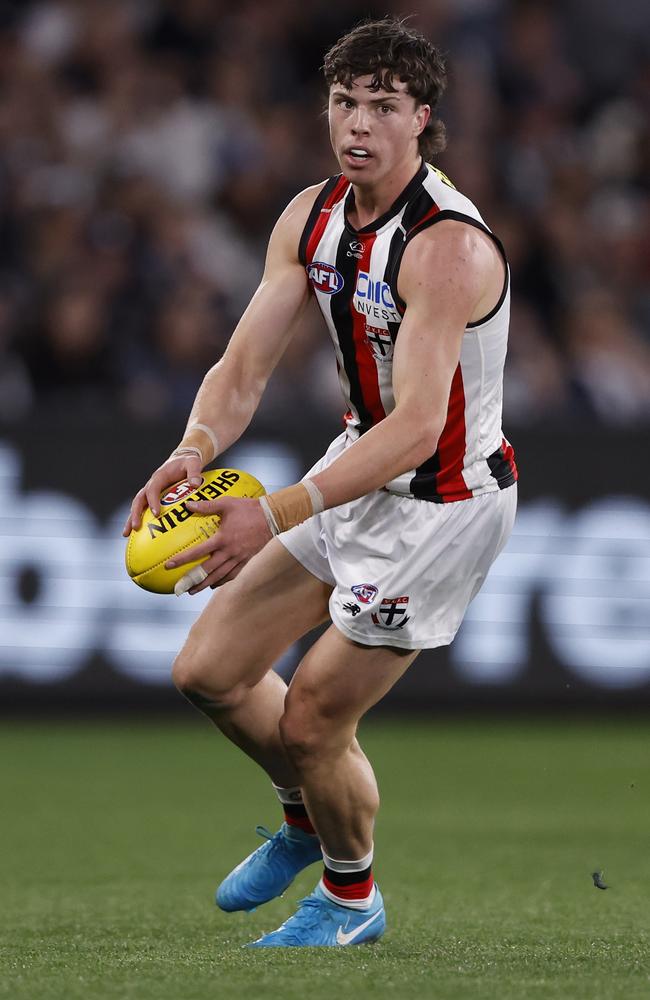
left=272, top=784, right=317, bottom=836
left=283, top=802, right=317, bottom=835
left=320, top=847, right=375, bottom=909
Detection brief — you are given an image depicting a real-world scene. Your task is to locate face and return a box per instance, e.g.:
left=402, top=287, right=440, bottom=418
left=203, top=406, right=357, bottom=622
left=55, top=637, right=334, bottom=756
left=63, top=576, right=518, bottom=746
left=328, top=75, right=430, bottom=184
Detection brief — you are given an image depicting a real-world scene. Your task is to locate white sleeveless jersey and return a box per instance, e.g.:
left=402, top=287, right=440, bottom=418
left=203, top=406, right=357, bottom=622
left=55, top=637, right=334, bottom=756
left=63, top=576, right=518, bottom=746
left=298, top=161, right=517, bottom=502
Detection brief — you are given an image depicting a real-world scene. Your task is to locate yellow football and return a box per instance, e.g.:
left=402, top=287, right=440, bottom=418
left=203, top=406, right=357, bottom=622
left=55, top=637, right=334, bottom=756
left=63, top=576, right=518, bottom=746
left=125, top=468, right=265, bottom=594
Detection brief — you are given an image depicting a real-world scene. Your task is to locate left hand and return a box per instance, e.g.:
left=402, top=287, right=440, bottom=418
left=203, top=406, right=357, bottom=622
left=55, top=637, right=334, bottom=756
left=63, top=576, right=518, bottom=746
left=166, top=496, right=272, bottom=594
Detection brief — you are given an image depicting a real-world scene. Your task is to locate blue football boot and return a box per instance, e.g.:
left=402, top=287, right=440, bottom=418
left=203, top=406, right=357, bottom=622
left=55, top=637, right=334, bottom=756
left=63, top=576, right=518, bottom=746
left=216, top=823, right=322, bottom=912
left=247, top=882, right=385, bottom=947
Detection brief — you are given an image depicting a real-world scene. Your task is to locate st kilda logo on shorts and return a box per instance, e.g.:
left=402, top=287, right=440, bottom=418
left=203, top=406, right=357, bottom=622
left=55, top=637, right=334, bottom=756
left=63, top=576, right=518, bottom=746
left=372, top=596, right=410, bottom=630
left=307, top=262, right=344, bottom=295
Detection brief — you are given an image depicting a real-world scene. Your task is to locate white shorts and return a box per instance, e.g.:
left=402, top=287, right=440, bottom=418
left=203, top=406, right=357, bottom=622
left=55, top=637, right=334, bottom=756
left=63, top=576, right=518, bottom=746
left=278, top=433, right=517, bottom=650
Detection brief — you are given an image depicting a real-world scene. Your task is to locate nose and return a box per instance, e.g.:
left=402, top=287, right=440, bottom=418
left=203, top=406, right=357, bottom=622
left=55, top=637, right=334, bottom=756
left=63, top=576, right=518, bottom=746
left=351, top=106, right=370, bottom=135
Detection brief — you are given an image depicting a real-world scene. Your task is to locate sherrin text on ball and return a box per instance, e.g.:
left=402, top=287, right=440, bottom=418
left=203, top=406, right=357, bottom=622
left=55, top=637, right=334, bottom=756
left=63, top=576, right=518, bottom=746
left=125, top=468, right=265, bottom=594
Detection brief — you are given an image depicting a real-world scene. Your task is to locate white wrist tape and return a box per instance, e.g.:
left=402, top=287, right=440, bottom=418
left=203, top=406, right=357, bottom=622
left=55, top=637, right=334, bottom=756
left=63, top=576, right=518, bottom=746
left=171, top=446, right=203, bottom=462
left=303, top=478, right=325, bottom=515
left=259, top=495, right=281, bottom=537
left=189, top=423, right=219, bottom=462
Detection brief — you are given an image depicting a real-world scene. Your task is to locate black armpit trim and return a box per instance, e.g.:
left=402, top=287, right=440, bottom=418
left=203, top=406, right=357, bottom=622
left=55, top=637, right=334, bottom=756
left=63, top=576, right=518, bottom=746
left=298, top=175, right=342, bottom=266
left=393, top=210, right=509, bottom=325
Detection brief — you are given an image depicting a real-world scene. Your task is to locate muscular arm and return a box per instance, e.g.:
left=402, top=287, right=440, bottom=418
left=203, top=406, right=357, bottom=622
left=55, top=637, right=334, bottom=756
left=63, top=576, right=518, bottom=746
left=183, top=187, right=322, bottom=454
left=309, top=221, right=504, bottom=506
left=169, top=221, right=504, bottom=593
left=124, top=182, right=323, bottom=533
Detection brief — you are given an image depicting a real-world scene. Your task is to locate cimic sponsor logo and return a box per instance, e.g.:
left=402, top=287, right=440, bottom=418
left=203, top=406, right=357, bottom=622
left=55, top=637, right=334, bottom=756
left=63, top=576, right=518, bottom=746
left=307, top=262, right=344, bottom=294
left=148, top=471, right=240, bottom=539
left=354, top=271, right=401, bottom=323
left=355, top=272, right=396, bottom=308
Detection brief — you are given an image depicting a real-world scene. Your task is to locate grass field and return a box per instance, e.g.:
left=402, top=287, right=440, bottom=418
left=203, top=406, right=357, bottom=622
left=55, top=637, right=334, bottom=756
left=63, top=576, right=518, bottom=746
left=1, top=716, right=649, bottom=999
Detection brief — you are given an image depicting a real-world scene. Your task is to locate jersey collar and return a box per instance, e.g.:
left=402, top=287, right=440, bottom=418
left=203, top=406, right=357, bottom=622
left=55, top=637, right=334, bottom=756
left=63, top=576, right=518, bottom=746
left=343, top=159, right=428, bottom=236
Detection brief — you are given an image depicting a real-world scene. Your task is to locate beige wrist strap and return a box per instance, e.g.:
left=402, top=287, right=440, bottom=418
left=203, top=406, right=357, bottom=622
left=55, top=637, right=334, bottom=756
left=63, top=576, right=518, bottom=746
left=171, top=423, right=219, bottom=466
left=261, top=480, right=325, bottom=535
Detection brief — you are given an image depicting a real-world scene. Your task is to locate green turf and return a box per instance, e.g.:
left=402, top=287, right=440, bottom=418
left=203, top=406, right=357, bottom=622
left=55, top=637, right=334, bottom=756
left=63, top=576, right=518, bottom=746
left=1, top=716, right=649, bottom=999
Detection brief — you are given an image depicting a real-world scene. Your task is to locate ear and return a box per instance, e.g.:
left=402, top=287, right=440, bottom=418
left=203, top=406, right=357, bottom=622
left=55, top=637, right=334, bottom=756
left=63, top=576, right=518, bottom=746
left=414, top=103, right=431, bottom=137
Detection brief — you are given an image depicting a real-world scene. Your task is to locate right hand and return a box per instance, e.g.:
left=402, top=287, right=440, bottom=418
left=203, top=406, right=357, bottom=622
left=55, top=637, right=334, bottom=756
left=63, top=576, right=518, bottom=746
left=122, top=452, right=204, bottom=536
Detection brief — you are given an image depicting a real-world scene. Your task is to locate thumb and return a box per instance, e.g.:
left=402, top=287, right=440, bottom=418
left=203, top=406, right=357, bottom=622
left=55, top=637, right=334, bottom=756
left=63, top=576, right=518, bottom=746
left=184, top=457, right=203, bottom=487
left=186, top=495, right=236, bottom=516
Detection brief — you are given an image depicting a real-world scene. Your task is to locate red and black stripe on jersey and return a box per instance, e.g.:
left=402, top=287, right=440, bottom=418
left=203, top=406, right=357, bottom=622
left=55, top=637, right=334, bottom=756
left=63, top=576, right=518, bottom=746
left=299, top=162, right=516, bottom=502
left=298, top=174, right=349, bottom=265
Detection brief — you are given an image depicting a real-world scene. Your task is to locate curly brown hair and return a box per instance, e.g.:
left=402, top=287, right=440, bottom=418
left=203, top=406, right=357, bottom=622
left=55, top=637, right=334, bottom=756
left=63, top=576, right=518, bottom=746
left=323, top=17, right=447, bottom=160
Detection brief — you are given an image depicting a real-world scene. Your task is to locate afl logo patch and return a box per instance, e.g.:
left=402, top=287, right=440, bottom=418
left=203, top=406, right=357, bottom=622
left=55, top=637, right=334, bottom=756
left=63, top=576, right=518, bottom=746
left=307, top=262, right=344, bottom=295
left=161, top=478, right=204, bottom=506
left=351, top=583, right=378, bottom=605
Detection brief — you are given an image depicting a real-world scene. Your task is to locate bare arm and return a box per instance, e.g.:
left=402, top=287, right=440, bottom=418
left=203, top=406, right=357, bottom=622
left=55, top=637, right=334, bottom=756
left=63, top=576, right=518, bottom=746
left=309, top=220, right=503, bottom=505
left=176, top=221, right=504, bottom=594
left=123, top=182, right=324, bottom=534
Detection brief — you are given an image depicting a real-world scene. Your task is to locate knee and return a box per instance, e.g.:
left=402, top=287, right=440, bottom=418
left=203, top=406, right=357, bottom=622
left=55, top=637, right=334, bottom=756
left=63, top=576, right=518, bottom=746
left=279, top=710, right=320, bottom=767
left=279, top=693, right=337, bottom=768
left=171, top=642, right=245, bottom=713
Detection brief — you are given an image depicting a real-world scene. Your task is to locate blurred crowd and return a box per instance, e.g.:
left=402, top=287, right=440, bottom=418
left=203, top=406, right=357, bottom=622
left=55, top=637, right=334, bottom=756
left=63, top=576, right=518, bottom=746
left=0, top=0, right=648, bottom=429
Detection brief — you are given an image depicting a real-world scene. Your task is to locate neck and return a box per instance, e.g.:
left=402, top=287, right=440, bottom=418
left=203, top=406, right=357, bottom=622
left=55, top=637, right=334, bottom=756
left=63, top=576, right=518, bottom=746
left=347, top=154, right=423, bottom=229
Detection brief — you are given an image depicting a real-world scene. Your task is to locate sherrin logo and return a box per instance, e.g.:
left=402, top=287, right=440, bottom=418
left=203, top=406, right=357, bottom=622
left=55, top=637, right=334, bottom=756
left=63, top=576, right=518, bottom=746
left=307, top=262, right=344, bottom=295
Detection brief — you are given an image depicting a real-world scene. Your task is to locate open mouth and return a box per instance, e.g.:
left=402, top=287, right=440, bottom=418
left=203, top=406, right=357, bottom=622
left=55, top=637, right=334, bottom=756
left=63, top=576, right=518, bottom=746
left=345, top=148, right=372, bottom=162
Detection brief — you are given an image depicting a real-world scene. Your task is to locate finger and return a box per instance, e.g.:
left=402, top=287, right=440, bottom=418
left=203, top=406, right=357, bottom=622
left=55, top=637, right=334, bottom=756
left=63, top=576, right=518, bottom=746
left=144, top=478, right=163, bottom=519
left=185, top=498, right=227, bottom=516
left=185, top=494, right=241, bottom=515
left=127, top=489, right=148, bottom=533
left=190, top=557, right=241, bottom=594
left=208, top=561, right=246, bottom=589
left=165, top=533, right=224, bottom=568
left=184, top=457, right=204, bottom=487
left=174, top=564, right=208, bottom=597
left=189, top=548, right=234, bottom=581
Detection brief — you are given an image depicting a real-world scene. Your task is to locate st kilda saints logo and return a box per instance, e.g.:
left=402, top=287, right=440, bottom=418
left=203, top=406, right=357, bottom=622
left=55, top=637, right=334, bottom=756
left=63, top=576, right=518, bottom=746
left=365, top=324, right=393, bottom=362
left=372, top=595, right=410, bottom=630
left=347, top=240, right=365, bottom=260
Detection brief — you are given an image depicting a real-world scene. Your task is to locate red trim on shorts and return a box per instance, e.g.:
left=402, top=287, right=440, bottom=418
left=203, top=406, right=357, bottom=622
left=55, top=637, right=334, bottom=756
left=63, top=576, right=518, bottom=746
left=501, top=436, right=518, bottom=480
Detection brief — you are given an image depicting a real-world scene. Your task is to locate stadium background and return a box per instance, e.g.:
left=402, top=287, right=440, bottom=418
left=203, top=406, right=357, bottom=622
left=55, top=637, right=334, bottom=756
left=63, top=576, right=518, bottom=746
left=0, top=0, right=649, bottom=708
left=2, top=4, right=650, bottom=998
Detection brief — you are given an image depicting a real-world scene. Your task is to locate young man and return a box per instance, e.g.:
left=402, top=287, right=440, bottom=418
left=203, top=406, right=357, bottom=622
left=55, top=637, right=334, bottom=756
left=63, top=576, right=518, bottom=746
left=124, top=18, right=517, bottom=947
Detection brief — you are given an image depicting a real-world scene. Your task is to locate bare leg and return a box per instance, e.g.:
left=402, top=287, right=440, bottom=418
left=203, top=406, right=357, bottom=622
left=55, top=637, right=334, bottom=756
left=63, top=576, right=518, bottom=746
left=172, top=539, right=332, bottom=788
left=279, top=626, right=419, bottom=858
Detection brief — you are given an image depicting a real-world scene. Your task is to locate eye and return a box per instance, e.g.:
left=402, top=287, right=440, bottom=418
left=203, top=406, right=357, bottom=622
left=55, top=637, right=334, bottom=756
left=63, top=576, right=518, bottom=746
left=336, top=98, right=355, bottom=110
left=379, top=105, right=394, bottom=115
